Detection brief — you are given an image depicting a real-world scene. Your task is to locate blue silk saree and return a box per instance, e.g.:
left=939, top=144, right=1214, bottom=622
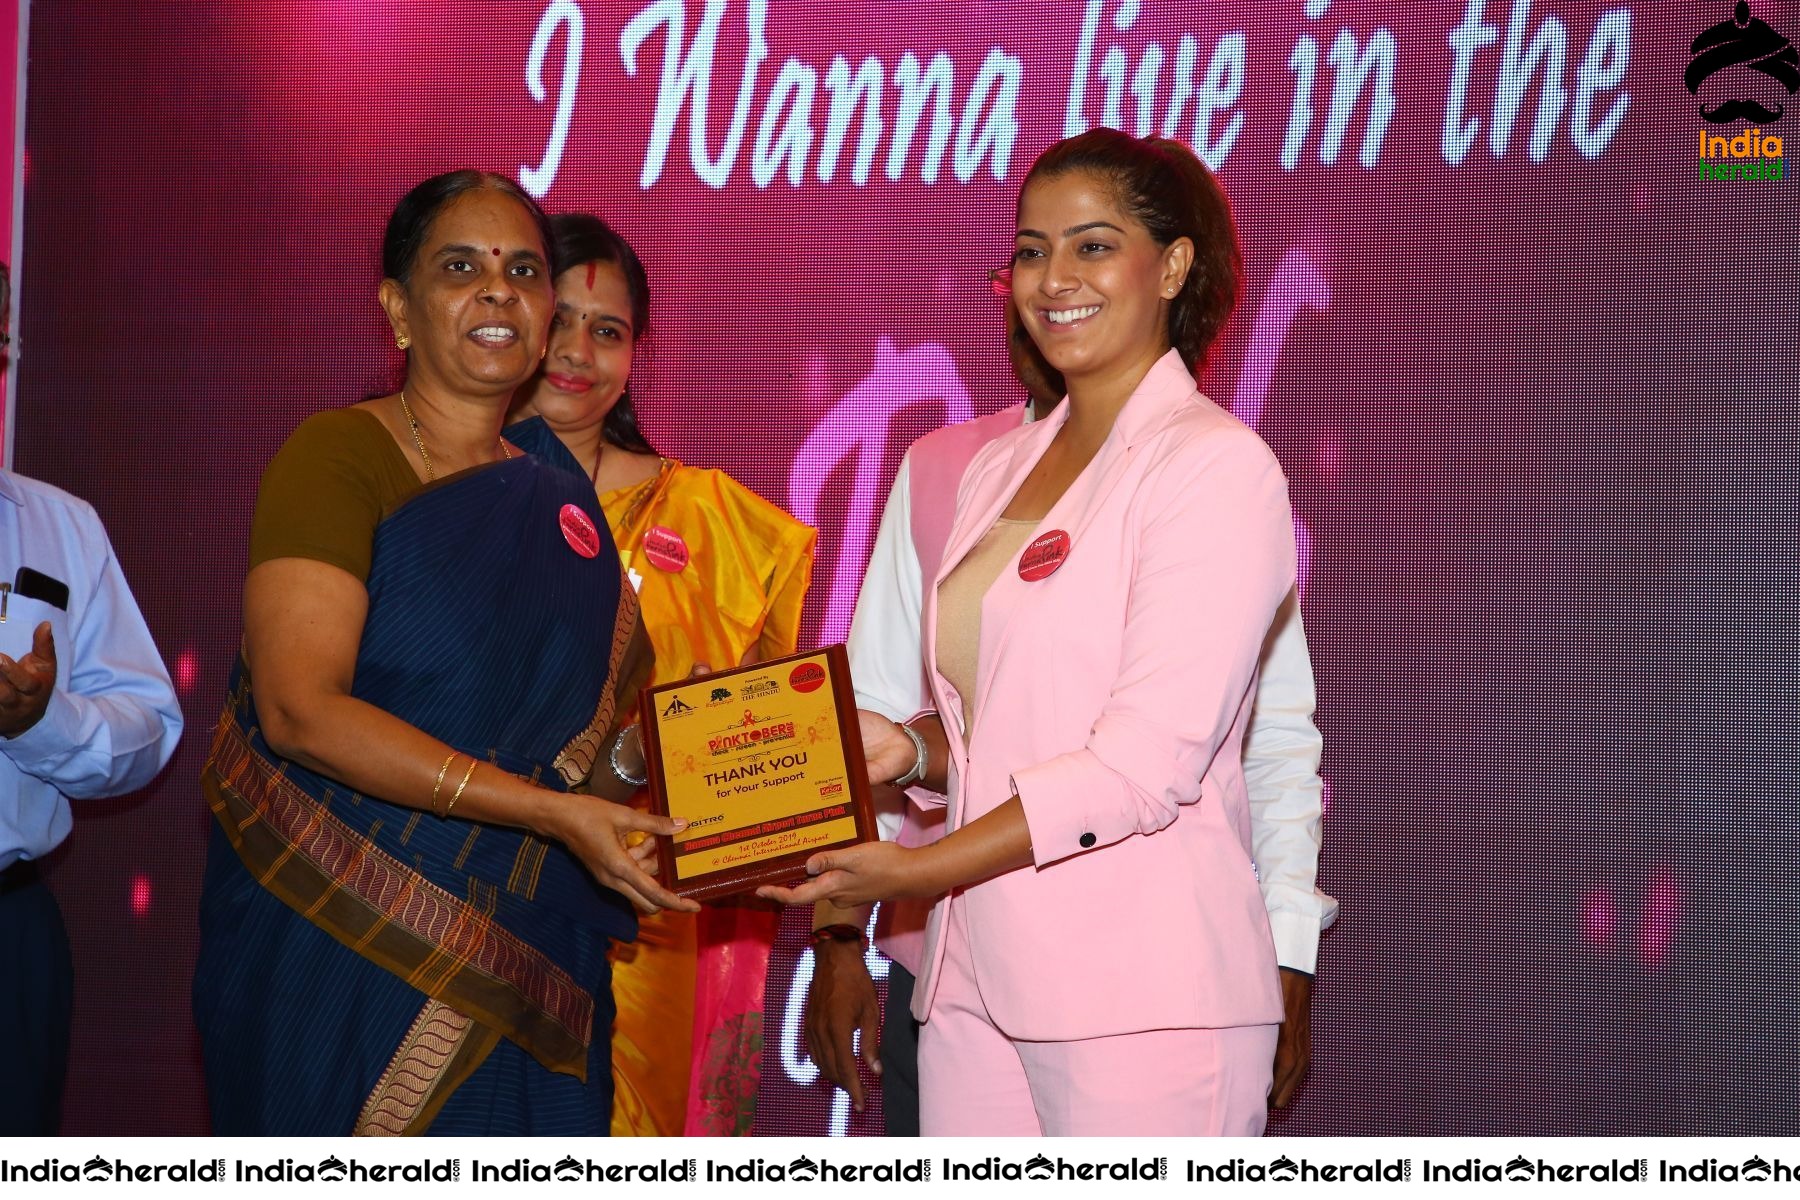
left=195, top=421, right=644, bottom=1135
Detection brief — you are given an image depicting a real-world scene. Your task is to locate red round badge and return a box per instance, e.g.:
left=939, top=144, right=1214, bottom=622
left=1018, top=529, right=1071, bottom=581
left=559, top=504, right=600, bottom=559
left=789, top=662, right=826, bottom=694
left=643, top=525, right=690, bottom=572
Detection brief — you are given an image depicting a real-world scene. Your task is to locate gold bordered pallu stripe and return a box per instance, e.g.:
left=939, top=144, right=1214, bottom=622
left=353, top=998, right=502, bottom=1136
left=553, top=574, right=646, bottom=789
left=202, top=712, right=593, bottom=1081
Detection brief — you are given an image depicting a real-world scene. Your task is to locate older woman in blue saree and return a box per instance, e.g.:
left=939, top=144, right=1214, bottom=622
left=192, top=171, right=699, bottom=1136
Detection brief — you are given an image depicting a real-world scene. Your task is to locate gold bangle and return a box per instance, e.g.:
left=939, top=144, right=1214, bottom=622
left=445, top=758, right=480, bottom=818
left=430, top=752, right=457, bottom=818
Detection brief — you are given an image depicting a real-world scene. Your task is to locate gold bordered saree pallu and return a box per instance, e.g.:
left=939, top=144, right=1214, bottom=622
left=194, top=437, right=641, bottom=1136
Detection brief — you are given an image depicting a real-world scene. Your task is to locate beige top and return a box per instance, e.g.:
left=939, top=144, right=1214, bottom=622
left=935, top=517, right=1038, bottom=742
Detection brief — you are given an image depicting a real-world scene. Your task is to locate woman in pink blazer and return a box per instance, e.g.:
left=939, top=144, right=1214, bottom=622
left=763, top=131, right=1298, bottom=1135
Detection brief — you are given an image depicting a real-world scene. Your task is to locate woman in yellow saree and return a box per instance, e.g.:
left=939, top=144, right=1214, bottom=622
left=512, top=214, right=816, bottom=1135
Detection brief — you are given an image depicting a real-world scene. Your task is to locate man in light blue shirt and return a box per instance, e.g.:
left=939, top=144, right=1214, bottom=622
left=0, top=466, right=183, bottom=1133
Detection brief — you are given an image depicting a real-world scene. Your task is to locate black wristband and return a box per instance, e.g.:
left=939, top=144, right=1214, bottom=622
left=809, top=923, right=868, bottom=950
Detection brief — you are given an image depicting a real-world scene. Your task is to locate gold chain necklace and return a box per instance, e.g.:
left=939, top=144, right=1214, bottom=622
left=398, top=389, right=511, bottom=482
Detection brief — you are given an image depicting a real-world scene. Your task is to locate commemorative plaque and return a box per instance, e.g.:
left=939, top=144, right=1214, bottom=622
left=638, top=645, right=876, bottom=901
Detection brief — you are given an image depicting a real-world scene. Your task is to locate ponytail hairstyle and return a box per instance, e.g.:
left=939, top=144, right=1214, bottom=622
left=547, top=213, right=659, bottom=456
left=1020, top=130, right=1242, bottom=376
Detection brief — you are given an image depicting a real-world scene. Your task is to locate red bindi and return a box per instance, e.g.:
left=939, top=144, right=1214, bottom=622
left=585, top=262, right=597, bottom=289
left=491, top=247, right=501, bottom=256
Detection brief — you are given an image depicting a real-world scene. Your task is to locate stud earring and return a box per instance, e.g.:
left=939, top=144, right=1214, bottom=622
left=395, top=333, right=410, bottom=350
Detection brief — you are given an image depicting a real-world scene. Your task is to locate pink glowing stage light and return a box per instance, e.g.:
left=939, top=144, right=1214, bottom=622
left=1640, top=867, right=1681, bottom=968
left=1316, top=431, right=1343, bottom=486
left=1583, top=887, right=1617, bottom=950
left=174, top=648, right=199, bottom=696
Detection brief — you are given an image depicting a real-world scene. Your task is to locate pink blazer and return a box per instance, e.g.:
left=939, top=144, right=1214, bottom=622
left=875, top=404, right=1026, bottom=977
left=914, top=351, right=1294, bottom=1040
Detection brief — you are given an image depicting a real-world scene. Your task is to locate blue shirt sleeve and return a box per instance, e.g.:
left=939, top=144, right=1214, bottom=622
left=2, top=501, right=183, bottom=799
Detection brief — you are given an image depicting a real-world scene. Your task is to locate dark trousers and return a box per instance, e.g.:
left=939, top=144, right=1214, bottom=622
left=0, top=875, right=74, bottom=1135
left=880, top=963, right=922, bottom=1137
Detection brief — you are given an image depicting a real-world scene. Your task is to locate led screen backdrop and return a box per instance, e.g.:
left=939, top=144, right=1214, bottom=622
left=13, top=0, right=1797, bottom=1135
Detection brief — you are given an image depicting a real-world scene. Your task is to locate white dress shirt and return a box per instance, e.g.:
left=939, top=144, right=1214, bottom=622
left=0, top=471, right=184, bottom=871
left=847, top=432, right=1337, bottom=973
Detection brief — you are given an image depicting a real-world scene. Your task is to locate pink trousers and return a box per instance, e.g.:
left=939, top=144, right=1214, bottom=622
left=917, top=899, right=1278, bottom=1137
